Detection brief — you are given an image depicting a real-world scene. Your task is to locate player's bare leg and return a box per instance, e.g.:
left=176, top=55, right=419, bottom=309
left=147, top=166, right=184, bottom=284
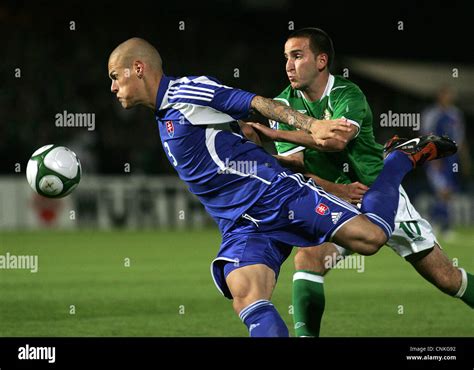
left=407, top=244, right=463, bottom=296
left=294, top=243, right=337, bottom=274
left=226, top=264, right=289, bottom=336
left=226, top=264, right=275, bottom=313
left=409, top=245, right=473, bottom=307
left=332, top=215, right=387, bottom=255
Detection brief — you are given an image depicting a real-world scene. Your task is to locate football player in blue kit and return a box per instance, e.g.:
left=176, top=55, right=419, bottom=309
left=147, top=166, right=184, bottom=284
left=108, top=38, right=457, bottom=337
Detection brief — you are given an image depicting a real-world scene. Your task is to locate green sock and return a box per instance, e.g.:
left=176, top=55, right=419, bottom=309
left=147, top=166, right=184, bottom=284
left=458, top=270, right=474, bottom=309
left=292, top=270, right=325, bottom=337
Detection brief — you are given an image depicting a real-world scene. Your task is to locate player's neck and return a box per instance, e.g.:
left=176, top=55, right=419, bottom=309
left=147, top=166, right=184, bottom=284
left=302, top=72, right=329, bottom=102
left=144, top=72, right=163, bottom=110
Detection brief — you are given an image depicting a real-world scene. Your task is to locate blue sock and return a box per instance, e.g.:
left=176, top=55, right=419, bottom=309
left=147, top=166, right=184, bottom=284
left=361, top=151, right=413, bottom=239
left=239, top=299, right=289, bottom=337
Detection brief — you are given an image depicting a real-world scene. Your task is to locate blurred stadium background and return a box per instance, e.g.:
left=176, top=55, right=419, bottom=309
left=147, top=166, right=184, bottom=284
left=0, top=1, right=472, bottom=336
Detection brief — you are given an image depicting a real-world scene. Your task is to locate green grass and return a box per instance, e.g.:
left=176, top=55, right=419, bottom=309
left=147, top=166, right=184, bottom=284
left=0, top=228, right=472, bottom=337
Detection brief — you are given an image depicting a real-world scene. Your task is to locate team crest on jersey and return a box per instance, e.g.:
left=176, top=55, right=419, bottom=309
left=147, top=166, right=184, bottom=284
left=315, top=203, right=330, bottom=216
left=166, top=120, right=174, bottom=137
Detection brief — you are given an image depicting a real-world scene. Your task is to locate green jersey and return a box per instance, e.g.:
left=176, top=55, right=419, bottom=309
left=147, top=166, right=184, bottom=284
left=273, top=75, right=383, bottom=186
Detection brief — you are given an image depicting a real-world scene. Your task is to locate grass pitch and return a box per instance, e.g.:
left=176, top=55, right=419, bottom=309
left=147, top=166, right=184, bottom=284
left=0, top=228, right=472, bottom=337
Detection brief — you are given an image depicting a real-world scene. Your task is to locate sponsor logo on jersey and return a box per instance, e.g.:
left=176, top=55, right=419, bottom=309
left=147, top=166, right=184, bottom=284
left=331, top=212, right=343, bottom=224
left=166, top=120, right=174, bottom=137
left=315, top=203, right=330, bottom=216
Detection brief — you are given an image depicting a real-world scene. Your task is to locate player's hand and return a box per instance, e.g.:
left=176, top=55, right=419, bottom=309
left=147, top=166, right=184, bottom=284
left=239, top=121, right=263, bottom=146
left=244, top=121, right=279, bottom=142
left=329, top=182, right=368, bottom=204
left=343, top=182, right=369, bottom=204
left=309, top=118, right=352, bottom=148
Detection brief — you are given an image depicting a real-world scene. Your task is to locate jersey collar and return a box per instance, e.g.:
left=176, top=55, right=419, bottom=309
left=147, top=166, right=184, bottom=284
left=298, top=74, right=335, bottom=102
left=320, top=74, right=335, bottom=101
left=155, top=75, right=172, bottom=112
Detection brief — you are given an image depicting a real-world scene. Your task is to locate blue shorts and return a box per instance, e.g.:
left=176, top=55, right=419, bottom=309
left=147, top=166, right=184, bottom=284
left=211, top=172, right=360, bottom=299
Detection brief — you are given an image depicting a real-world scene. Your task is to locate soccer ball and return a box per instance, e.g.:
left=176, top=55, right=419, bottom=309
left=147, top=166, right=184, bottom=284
left=26, top=144, right=82, bottom=198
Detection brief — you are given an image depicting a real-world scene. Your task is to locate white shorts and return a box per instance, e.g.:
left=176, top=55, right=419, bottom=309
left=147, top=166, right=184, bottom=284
left=336, top=186, right=438, bottom=258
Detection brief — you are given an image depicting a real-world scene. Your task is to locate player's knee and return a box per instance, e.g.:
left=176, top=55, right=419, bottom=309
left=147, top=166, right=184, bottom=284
left=232, top=295, right=273, bottom=316
left=229, top=285, right=255, bottom=315
left=294, top=247, right=329, bottom=275
left=359, top=227, right=386, bottom=255
left=232, top=297, right=251, bottom=316
left=226, top=264, right=275, bottom=315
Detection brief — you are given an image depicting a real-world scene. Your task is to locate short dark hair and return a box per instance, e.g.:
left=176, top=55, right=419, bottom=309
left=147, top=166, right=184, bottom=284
left=287, top=27, right=335, bottom=69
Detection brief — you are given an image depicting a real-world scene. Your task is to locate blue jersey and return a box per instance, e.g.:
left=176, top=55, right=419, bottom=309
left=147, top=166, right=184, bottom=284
left=154, top=75, right=287, bottom=231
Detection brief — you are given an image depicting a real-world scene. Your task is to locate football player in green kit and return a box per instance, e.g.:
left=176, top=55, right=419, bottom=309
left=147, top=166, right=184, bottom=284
left=245, top=28, right=473, bottom=337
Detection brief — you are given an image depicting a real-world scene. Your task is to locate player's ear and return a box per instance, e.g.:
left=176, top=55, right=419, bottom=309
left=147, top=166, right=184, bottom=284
left=134, top=60, right=145, bottom=79
left=316, top=53, right=328, bottom=71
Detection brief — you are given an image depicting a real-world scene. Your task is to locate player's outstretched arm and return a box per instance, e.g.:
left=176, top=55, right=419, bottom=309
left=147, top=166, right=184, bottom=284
left=244, top=121, right=356, bottom=151
left=250, top=96, right=351, bottom=149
